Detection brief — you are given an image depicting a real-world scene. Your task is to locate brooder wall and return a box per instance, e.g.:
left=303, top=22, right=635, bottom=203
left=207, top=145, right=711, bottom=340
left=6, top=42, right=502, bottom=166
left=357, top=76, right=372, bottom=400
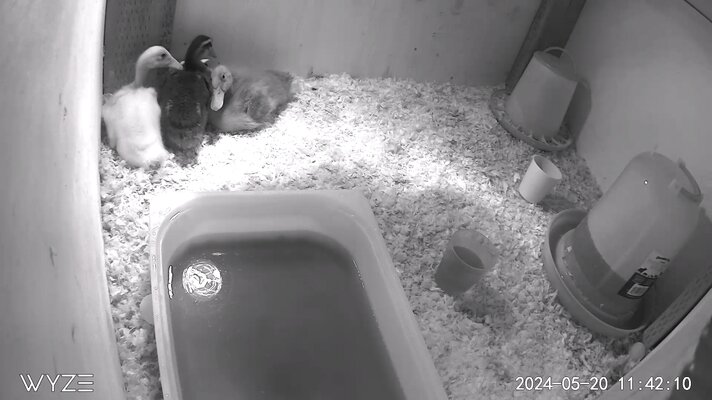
left=0, top=0, right=125, bottom=398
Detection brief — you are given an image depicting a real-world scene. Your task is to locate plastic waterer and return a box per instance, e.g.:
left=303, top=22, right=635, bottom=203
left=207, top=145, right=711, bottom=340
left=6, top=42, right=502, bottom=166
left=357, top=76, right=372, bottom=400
left=560, top=152, right=703, bottom=328
left=505, top=47, right=579, bottom=138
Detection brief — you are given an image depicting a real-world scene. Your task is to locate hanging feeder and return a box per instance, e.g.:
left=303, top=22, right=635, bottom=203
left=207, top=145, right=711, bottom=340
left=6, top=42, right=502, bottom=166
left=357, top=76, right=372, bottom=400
left=489, top=47, right=579, bottom=151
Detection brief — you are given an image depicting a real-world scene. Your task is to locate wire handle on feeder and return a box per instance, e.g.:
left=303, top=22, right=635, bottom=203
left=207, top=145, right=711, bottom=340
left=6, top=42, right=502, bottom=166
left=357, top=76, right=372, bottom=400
left=543, top=46, right=576, bottom=74
left=675, top=160, right=703, bottom=203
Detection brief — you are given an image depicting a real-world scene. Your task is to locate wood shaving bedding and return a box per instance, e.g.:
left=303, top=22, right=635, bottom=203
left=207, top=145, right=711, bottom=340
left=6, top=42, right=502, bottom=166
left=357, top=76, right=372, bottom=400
left=99, top=74, right=636, bottom=400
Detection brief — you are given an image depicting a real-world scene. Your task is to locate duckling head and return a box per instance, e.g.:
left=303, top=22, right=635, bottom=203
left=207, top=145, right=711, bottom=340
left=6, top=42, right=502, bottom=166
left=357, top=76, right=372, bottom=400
left=210, top=65, right=233, bottom=111
left=184, top=35, right=218, bottom=70
left=138, top=46, right=183, bottom=71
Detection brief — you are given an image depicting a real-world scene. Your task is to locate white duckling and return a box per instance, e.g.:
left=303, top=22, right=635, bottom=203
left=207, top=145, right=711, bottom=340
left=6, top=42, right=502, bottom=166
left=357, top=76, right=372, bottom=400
left=208, top=65, right=300, bottom=133
left=102, top=46, right=182, bottom=169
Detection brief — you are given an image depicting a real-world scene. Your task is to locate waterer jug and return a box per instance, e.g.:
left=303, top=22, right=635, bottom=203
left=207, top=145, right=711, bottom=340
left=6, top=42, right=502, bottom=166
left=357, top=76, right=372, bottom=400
left=563, top=152, right=703, bottom=327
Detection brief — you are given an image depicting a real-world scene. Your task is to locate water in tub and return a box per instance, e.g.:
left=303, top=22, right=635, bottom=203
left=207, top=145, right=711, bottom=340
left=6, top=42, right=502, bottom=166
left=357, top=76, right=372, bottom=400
left=168, top=233, right=406, bottom=400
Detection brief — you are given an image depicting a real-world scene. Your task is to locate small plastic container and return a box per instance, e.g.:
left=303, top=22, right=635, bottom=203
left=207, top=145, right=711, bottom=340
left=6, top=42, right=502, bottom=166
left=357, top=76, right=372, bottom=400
left=518, top=155, right=562, bottom=204
left=434, top=229, right=498, bottom=296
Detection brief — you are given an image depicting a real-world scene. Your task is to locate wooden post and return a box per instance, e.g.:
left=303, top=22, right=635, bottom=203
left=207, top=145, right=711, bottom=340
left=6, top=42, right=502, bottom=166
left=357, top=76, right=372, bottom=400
left=668, top=313, right=712, bottom=400
left=505, top=0, right=587, bottom=93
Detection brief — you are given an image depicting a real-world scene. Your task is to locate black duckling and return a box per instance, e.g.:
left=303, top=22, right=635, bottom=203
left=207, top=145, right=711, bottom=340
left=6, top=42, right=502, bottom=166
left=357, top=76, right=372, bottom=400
left=157, top=35, right=218, bottom=153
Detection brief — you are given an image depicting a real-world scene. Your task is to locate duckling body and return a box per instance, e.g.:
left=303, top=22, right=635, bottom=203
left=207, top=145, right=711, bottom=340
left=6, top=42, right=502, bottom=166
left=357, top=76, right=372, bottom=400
left=208, top=66, right=298, bottom=133
left=158, top=35, right=217, bottom=153
left=101, top=46, right=182, bottom=169
left=103, top=86, right=167, bottom=168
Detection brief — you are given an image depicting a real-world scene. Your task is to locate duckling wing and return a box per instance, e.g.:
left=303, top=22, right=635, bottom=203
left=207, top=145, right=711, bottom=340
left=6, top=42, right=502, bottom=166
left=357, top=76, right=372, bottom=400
left=242, top=70, right=295, bottom=123
left=261, top=70, right=294, bottom=100
left=244, top=92, right=275, bottom=123
left=158, top=71, right=211, bottom=129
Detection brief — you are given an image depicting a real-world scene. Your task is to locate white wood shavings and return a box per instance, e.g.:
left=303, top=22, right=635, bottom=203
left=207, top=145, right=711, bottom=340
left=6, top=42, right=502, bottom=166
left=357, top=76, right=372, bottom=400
left=99, top=74, right=636, bottom=400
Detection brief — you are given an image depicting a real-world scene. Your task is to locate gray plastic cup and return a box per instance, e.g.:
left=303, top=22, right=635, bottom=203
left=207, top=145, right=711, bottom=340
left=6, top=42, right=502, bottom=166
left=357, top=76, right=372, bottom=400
left=434, top=229, right=498, bottom=296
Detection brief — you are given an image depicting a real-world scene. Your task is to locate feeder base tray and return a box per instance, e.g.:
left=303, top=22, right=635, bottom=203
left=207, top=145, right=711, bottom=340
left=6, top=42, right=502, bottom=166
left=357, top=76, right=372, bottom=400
left=542, top=209, right=649, bottom=338
left=489, top=89, right=573, bottom=152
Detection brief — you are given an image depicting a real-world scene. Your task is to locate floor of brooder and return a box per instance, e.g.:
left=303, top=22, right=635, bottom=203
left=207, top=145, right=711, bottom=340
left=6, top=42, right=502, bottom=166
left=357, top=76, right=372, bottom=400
left=99, top=74, right=638, bottom=400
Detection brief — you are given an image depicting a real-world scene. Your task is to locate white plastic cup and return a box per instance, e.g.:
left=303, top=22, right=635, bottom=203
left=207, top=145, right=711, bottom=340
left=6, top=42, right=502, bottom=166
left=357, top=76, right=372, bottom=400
left=518, top=155, right=562, bottom=204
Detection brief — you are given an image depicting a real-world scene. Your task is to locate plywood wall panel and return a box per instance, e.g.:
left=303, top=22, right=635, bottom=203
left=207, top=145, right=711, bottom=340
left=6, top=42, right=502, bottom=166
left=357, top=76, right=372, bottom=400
left=172, top=0, right=540, bottom=86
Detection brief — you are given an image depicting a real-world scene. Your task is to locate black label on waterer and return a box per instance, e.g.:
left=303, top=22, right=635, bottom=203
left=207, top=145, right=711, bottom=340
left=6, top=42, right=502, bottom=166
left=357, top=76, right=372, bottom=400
left=618, top=272, right=657, bottom=299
